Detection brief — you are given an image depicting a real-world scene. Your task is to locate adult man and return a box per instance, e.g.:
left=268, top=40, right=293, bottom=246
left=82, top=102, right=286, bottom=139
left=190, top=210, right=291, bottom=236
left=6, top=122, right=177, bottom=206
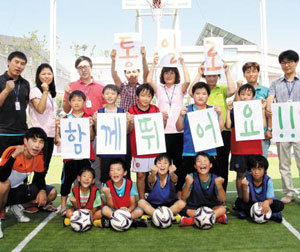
left=111, top=46, right=149, bottom=112
left=267, top=50, right=300, bottom=204
left=0, top=51, right=30, bottom=156
left=0, top=127, right=57, bottom=239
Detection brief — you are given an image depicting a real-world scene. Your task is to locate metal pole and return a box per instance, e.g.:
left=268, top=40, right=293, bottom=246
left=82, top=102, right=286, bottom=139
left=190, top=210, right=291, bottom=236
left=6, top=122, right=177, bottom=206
left=135, top=10, right=142, bottom=36
left=259, top=0, right=269, bottom=86
left=50, top=0, right=57, bottom=79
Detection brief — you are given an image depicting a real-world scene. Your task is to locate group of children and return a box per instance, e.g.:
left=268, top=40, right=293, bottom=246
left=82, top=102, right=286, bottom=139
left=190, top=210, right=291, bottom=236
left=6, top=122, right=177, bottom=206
left=55, top=81, right=284, bottom=229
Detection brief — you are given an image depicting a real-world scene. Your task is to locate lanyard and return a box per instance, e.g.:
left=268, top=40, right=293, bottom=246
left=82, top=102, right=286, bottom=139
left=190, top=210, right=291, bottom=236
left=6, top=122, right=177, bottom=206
left=14, top=80, right=21, bottom=101
left=285, top=80, right=295, bottom=99
left=164, top=85, right=176, bottom=108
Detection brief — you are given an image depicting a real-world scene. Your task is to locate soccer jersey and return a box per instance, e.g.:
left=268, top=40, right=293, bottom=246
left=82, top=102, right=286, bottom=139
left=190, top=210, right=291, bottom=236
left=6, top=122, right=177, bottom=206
left=246, top=174, right=274, bottom=202
left=0, top=146, right=44, bottom=188
left=128, top=104, right=160, bottom=158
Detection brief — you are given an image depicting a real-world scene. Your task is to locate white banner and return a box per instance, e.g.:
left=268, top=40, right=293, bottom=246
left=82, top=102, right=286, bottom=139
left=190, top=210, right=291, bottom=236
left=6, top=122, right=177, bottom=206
left=61, top=118, right=90, bottom=159
left=96, top=113, right=127, bottom=155
left=134, top=113, right=166, bottom=155
left=204, top=37, right=223, bottom=75
left=187, top=108, right=223, bottom=152
left=234, top=100, right=264, bottom=141
left=114, top=32, right=142, bottom=71
left=272, top=102, right=300, bottom=142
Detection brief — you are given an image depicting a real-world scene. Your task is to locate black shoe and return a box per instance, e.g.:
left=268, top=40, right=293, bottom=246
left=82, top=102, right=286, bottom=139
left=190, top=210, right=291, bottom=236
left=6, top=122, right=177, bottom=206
left=101, top=217, right=110, bottom=228
left=237, top=211, right=247, bottom=219
left=132, top=218, right=148, bottom=228
left=270, top=212, right=282, bottom=223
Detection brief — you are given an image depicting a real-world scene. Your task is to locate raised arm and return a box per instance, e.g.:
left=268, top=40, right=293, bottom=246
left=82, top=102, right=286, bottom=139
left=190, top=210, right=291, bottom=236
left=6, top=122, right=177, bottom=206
left=179, top=56, right=191, bottom=94
left=215, top=177, right=226, bottom=203
left=146, top=53, right=159, bottom=93
left=214, top=105, right=224, bottom=131
left=169, top=164, right=178, bottom=185
left=188, top=62, right=205, bottom=97
left=234, top=80, right=243, bottom=101
left=223, top=61, right=236, bottom=98
left=110, top=49, right=122, bottom=88
left=181, top=175, right=193, bottom=201
left=0, top=80, right=15, bottom=107
left=62, top=84, right=71, bottom=113
left=225, top=101, right=233, bottom=129
left=176, top=107, right=187, bottom=132
left=241, top=179, right=249, bottom=203
left=148, top=165, right=158, bottom=188
left=141, top=47, right=149, bottom=83
left=31, top=84, right=49, bottom=114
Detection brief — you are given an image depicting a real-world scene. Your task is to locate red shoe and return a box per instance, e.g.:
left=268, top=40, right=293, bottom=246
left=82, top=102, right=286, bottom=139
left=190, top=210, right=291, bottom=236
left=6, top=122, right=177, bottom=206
left=0, top=210, right=6, bottom=220
left=217, top=214, right=228, bottom=224
left=24, top=207, right=39, bottom=214
left=179, top=217, right=194, bottom=227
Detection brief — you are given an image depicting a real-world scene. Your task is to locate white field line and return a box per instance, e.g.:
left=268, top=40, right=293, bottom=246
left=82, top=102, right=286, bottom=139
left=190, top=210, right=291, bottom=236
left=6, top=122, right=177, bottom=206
left=282, top=218, right=300, bottom=241
left=12, top=206, right=61, bottom=252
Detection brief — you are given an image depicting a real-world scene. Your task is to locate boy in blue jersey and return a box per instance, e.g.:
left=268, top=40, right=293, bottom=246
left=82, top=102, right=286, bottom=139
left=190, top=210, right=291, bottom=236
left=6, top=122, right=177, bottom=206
left=180, top=152, right=227, bottom=226
left=101, top=158, right=147, bottom=228
left=138, top=154, right=186, bottom=221
left=176, top=82, right=224, bottom=192
left=235, top=155, right=284, bottom=222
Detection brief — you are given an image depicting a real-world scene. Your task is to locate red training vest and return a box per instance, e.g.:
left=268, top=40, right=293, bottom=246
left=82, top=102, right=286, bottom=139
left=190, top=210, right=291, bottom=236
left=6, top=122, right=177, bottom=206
left=106, top=179, right=132, bottom=209
left=72, top=185, right=98, bottom=210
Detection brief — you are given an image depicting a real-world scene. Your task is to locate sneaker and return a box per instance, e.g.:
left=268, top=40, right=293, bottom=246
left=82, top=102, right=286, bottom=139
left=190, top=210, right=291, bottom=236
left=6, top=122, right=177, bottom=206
left=101, top=217, right=110, bottom=228
left=0, top=220, right=3, bottom=239
left=63, top=218, right=70, bottom=227
left=60, top=207, right=67, bottom=217
left=217, top=214, right=228, bottom=224
left=24, top=207, right=39, bottom=214
left=270, top=212, right=283, bottom=223
left=179, top=216, right=194, bottom=227
left=280, top=195, right=295, bottom=204
left=0, top=209, right=6, bottom=220
left=10, top=205, right=30, bottom=223
left=237, top=211, right=247, bottom=219
left=172, top=214, right=182, bottom=224
left=132, top=218, right=148, bottom=228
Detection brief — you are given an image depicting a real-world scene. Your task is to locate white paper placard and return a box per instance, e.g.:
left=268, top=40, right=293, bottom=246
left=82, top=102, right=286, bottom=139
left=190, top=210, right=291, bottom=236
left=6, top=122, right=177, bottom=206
left=234, top=100, right=264, bottom=141
left=134, top=113, right=166, bottom=155
left=96, top=113, right=127, bottom=155
left=187, top=108, right=223, bottom=152
left=61, top=118, right=90, bottom=159
left=272, top=102, right=300, bottom=142
left=204, top=37, right=224, bottom=75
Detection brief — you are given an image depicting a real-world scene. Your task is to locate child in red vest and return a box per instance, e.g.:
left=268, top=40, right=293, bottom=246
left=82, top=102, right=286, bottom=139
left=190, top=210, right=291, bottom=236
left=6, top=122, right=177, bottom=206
left=101, top=158, right=147, bottom=228
left=64, top=167, right=102, bottom=227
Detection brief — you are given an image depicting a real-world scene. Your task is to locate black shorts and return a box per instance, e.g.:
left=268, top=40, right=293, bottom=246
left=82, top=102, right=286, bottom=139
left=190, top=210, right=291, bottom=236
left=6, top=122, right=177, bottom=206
left=6, top=184, right=54, bottom=206
left=181, top=203, right=222, bottom=216
left=149, top=199, right=178, bottom=209
left=230, top=154, right=256, bottom=173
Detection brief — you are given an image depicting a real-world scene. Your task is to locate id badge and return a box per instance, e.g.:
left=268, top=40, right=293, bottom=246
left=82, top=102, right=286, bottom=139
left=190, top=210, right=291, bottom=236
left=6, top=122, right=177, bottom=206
left=86, top=100, right=92, bottom=108
left=15, top=101, right=20, bottom=110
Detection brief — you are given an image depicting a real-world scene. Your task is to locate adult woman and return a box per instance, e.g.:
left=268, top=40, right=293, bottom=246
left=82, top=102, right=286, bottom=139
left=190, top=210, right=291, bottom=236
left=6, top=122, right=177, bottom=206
left=29, top=63, right=57, bottom=172
left=147, top=54, right=190, bottom=192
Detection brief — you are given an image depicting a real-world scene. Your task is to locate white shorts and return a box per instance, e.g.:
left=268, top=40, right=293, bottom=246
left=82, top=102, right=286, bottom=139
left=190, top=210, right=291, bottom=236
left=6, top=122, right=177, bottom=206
left=131, top=157, right=155, bottom=172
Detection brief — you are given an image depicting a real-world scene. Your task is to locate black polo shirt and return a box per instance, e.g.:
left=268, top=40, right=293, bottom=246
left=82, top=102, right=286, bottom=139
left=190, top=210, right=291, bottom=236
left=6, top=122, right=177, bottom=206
left=0, top=71, right=30, bottom=134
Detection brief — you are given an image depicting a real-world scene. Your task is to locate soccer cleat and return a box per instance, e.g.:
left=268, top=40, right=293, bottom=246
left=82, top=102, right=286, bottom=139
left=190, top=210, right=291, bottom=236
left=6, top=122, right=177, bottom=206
left=237, top=211, right=247, bottom=219
left=217, top=214, right=228, bottom=224
left=63, top=218, right=70, bottom=227
left=172, top=214, right=182, bottom=224
left=101, top=217, right=110, bottom=228
left=0, top=220, right=3, bottom=239
left=179, top=216, right=194, bottom=227
left=0, top=209, right=6, bottom=220
left=24, top=207, right=39, bottom=214
left=270, top=212, right=283, bottom=223
left=132, top=218, right=148, bottom=228
left=10, top=205, right=30, bottom=223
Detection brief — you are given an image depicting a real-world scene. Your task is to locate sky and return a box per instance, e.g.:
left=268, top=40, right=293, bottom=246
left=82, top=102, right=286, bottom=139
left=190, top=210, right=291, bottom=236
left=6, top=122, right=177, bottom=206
left=1, top=0, right=300, bottom=72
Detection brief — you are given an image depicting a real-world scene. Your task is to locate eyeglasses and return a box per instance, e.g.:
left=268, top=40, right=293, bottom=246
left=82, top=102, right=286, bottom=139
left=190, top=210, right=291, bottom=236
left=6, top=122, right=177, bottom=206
left=77, top=65, right=90, bottom=71
left=280, top=61, right=294, bottom=66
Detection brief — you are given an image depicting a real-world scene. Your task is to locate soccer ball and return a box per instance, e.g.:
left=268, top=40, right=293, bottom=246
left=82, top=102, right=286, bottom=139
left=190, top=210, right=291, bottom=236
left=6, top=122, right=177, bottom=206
left=194, top=207, right=216, bottom=229
left=250, top=202, right=272, bottom=224
left=70, top=209, right=93, bottom=232
left=110, top=209, right=132, bottom=232
left=152, top=206, right=173, bottom=229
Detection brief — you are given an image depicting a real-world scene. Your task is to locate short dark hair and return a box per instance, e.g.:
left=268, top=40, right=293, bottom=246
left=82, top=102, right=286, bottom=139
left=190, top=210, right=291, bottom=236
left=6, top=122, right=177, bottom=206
left=194, top=151, right=212, bottom=164
left=109, top=158, right=127, bottom=171
left=68, top=90, right=86, bottom=102
left=154, top=153, right=172, bottom=165
left=136, top=84, right=154, bottom=97
left=8, top=51, right=27, bottom=64
left=238, top=83, right=256, bottom=97
left=242, top=62, right=260, bottom=73
left=202, top=74, right=221, bottom=78
left=75, top=56, right=93, bottom=68
left=25, top=127, right=47, bottom=143
left=279, top=50, right=299, bottom=63
left=35, top=63, right=56, bottom=98
left=78, top=166, right=95, bottom=178
left=247, top=155, right=269, bottom=172
left=102, top=84, right=120, bottom=95
left=160, top=67, right=180, bottom=84
left=192, top=82, right=210, bottom=95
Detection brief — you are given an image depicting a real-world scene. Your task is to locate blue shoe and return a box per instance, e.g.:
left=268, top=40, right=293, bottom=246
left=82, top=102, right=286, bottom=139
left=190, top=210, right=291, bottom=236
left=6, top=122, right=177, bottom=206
left=237, top=211, right=246, bottom=219
left=270, top=212, right=282, bottom=223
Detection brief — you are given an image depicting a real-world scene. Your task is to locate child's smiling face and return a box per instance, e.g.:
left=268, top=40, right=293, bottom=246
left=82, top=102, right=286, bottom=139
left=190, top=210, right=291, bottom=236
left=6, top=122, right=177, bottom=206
left=156, top=158, right=170, bottom=175
left=194, top=155, right=212, bottom=175
left=78, top=171, right=95, bottom=189
left=109, top=163, right=126, bottom=184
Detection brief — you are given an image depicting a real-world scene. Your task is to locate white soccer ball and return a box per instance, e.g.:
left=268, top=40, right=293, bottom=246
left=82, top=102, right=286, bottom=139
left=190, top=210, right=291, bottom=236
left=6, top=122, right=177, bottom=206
left=152, top=206, right=173, bottom=229
left=70, top=209, right=93, bottom=232
left=194, top=207, right=216, bottom=229
left=110, top=209, right=132, bottom=232
left=250, top=202, right=272, bottom=224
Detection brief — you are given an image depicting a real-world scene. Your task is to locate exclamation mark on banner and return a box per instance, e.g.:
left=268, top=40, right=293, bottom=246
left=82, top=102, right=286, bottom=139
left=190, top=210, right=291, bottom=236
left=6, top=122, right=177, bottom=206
left=290, top=106, right=295, bottom=138
left=278, top=106, right=284, bottom=138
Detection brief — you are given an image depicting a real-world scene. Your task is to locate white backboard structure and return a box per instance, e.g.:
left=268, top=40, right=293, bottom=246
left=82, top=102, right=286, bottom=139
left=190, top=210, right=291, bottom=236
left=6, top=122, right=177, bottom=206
left=122, top=0, right=191, bottom=9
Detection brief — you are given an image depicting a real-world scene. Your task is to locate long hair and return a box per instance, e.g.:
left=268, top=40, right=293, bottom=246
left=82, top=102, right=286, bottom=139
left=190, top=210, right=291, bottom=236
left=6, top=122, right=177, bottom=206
left=35, top=63, right=56, bottom=98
